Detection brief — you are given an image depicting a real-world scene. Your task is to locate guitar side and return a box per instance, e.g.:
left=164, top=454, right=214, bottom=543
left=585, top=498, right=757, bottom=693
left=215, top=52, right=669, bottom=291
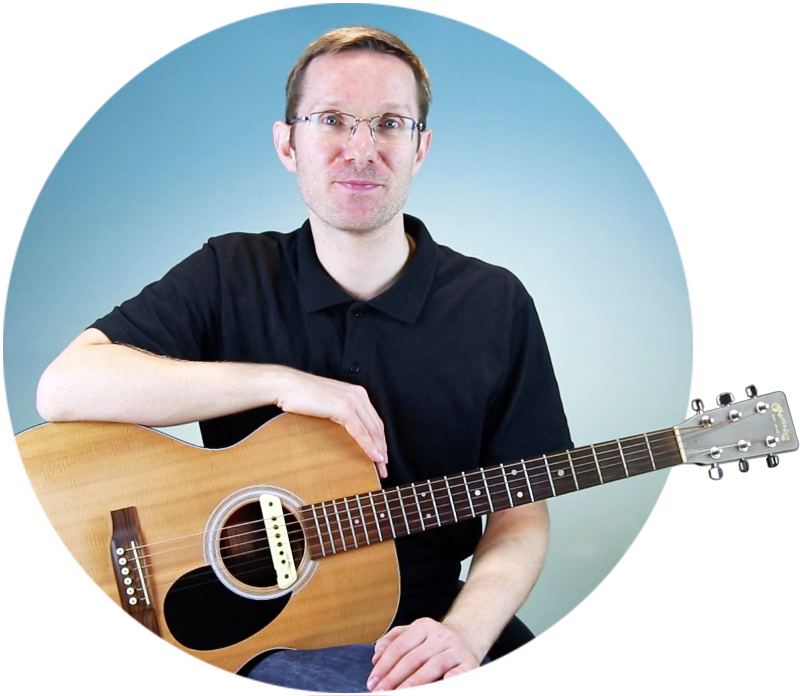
left=16, top=414, right=400, bottom=673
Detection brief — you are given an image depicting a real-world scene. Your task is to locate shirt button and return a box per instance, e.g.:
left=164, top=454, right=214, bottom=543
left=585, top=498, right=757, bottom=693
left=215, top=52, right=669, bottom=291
left=349, top=362, right=361, bottom=374
left=353, top=308, right=365, bottom=317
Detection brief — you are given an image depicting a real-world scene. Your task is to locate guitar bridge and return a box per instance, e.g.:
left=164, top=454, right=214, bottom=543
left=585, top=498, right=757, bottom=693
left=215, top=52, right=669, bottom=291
left=110, top=507, right=160, bottom=635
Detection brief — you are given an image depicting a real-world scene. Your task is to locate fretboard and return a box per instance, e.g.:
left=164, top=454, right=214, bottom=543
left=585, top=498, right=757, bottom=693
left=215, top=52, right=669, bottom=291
left=300, top=428, right=682, bottom=559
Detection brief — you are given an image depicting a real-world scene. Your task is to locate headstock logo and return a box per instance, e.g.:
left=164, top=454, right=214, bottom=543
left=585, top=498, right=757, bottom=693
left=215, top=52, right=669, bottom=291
left=771, top=403, right=792, bottom=442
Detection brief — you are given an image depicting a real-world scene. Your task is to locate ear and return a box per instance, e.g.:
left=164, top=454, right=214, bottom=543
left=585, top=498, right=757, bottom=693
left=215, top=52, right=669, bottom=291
left=273, top=120, right=297, bottom=173
left=411, top=128, right=433, bottom=176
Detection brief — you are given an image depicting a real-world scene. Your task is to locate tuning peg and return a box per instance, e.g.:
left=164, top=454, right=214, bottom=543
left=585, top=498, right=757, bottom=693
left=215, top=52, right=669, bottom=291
left=739, top=459, right=750, bottom=473
left=767, top=454, right=780, bottom=468
left=746, top=385, right=758, bottom=398
left=691, top=398, right=705, bottom=414
left=708, top=464, right=723, bottom=480
left=716, top=392, right=734, bottom=407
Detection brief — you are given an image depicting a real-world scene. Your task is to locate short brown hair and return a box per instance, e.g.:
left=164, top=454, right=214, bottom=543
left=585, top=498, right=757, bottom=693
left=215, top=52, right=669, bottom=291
left=285, top=26, right=432, bottom=127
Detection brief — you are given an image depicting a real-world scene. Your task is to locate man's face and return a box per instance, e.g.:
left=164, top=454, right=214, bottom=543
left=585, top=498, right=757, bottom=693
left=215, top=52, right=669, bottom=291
left=274, top=50, right=432, bottom=234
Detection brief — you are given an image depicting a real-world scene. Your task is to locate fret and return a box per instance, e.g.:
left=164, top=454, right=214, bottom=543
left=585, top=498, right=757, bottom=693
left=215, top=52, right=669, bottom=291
left=321, top=502, right=338, bottom=554
left=570, top=446, right=601, bottom=489
left=643, top=432, right=656, bottom=471
left=310, top=504, right=327, bottom=557
left=505, top=461, right=530, bottom=505
left=567, top=450, right=580, bottom=490
left=336, top=498, right=358, bottom=548
left=341, top=497, right=360, bottom=548
left=623, top=435, right=653, bottom=477
left=299, top=507, right=318, bottom=558
left=461, top=472, right=475, bottom=518
left=410, top=483, right=426, bottom=531
left=617, top=440, right=629, bottom=477
left=328, top=500, right=347, bottom=552
left=487, top=466, right=511, bottom=512
left=590, top=444, right=604, bottom=483
left=433, top=480, right=456, bottom=526
left=427, top=481, right=442, bottom=526
left=360, top=493, right=380, bottom=545
left=500, top=463, right=514, bottom=506
left=354, top=495, right=371, bottom=545
left=462, top=470, right=492, bottom=516
left=594, top=442, right=627, bottom=483
left=399, top=486, right=425, bottom=535
left=542, top=455, right=556, bottom=497
left=520, top=460, right=536, bottom=502
left=381, top=490, right=396, bottom=538
left=548, top=451, right=578, bottom=497
left=479, top=469, right=495, bottom=512
left=367, top=492, right=384, bottom=542
left=443, top=476, right=458, bottom=520
left=392, top=488, right=411, bottom=536
left=416, top=482, right=437, bottom=528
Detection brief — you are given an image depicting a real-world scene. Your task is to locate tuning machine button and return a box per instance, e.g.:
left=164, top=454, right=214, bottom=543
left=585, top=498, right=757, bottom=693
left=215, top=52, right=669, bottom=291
left=716, top=392, right=735, bottom=407
left=691, top=398, right=715, bottom=426
left=708, top=464, right=723, bottom=480
left=738, top=459, right=750, bottom=473
left=745, top=384, right=758, bottom=398
left=767, top=454, right=780, bottom=468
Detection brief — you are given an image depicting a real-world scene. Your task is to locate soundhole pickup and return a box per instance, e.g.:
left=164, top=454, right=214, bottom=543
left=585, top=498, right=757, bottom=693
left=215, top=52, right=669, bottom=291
left=260, top=494, right=298, bottom=589
left=110, top=507, right=160, bottom=636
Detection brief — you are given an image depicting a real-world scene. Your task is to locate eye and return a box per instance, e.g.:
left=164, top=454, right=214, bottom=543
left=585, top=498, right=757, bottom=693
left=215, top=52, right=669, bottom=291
left=376, top=115, right=403, bottom=131
left=318, top=112, right=346, bottom=127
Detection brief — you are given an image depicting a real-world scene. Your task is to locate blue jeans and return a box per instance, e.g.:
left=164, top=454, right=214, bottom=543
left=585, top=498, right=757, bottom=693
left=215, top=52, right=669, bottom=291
left=246, top=644, right=376, bottom=693
left=245, top=580, right=531, bottom=691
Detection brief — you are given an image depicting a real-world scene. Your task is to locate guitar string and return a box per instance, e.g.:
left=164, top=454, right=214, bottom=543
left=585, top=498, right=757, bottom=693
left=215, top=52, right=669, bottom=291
left=126, top=427, right=701, bottom=574
left=129, top=419, right=744, bottom=577
left=141, top=432, right=692, bottom=591
left=125, top=424, right=749, bottom=595
left=132, top=428, right=679, bottom=562
left=126, top=429, right=683, bottom=577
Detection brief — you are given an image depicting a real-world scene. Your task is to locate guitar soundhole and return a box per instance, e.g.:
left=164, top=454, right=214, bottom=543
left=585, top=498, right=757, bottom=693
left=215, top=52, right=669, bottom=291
left=219, top=502, right=305, bottom=589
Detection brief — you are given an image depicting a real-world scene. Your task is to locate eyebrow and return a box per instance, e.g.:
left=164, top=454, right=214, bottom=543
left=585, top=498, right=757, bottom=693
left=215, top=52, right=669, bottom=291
left=307, top=101, right=414, bottom=116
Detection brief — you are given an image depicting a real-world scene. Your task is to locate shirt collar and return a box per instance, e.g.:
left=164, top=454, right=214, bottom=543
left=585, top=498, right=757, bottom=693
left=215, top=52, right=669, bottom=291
left=297, top=214, right=438, bottom=324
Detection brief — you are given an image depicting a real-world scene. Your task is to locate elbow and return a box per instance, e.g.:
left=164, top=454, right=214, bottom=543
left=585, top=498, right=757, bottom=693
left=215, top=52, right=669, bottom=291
left=36, top=363, right=74, bottom=422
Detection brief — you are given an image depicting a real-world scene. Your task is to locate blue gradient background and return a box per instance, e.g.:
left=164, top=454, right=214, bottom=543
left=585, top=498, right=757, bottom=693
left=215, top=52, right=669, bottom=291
left=4, top=4, right=691, bottom=638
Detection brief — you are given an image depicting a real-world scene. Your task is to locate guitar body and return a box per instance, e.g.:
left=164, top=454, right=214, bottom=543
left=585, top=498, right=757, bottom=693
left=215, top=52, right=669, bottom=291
left=16, top=414, right=400, bottom=673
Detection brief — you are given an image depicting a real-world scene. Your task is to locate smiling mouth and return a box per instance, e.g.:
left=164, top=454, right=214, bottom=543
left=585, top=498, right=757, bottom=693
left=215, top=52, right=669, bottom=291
left=335, top=180, right=383, bottom=192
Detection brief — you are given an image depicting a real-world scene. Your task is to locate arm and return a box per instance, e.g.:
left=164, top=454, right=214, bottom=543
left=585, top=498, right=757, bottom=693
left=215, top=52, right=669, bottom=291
left=36, top=328, right=388, bottom=474
left=368, top=500, right=549, bottom=690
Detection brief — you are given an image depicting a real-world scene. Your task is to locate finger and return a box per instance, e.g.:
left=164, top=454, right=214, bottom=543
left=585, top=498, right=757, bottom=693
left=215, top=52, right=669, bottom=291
left=372, top=629, right=406, bottom=666
left=369, top=627, right=437, bottom=691
left=373, top=644, right=459, bottom=691
left=339, top=414, right=387, bottom=474
left=336, top=394, right=388, bottom=474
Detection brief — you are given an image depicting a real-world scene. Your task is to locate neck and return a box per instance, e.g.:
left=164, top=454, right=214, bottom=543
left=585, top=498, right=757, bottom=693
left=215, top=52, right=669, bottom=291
left=308, top=212, right=414, bottom=301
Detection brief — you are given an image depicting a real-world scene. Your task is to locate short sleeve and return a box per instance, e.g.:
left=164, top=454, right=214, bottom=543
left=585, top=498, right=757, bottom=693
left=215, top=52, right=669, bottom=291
left=90, top=242, right=221, bottom=361
left=481, top=289, right=572, bottom=464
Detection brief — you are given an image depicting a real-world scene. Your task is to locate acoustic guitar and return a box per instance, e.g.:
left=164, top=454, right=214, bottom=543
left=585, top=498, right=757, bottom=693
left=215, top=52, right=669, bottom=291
left=15, top=387, right=797, bottom=674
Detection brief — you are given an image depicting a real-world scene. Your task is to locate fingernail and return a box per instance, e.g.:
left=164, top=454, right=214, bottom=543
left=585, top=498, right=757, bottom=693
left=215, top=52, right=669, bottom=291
left=367, top=677, right=378, bottom=691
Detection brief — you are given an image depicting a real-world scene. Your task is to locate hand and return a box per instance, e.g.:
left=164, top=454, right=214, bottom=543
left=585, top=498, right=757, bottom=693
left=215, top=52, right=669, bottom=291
left=273, top=367, right=388, bottom=477
left=367, top=618, right=482, bottom=690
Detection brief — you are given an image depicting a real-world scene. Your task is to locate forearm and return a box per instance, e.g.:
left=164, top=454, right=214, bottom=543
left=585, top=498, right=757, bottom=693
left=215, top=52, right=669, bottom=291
left=36, top=329, right=286, bottom=426
left=36, top=329, right=389, bottom=467
left=442, top=501, right=549, bottom=659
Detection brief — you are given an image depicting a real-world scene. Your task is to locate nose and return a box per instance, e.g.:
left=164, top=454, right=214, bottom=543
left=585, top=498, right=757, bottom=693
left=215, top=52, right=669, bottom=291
left=342, top=119, right=377, bottom=164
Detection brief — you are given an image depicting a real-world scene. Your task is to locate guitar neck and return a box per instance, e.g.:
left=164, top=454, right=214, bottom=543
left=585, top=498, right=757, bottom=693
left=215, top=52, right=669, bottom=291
left=300, top=428, right=683, bottom=558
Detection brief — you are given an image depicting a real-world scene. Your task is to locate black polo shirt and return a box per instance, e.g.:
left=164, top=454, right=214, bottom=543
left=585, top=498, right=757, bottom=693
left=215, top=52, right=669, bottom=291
left=91, top=214, right=572, bottom=625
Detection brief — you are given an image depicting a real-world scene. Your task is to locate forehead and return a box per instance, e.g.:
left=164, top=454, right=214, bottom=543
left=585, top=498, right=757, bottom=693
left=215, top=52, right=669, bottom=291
left=299, top=49, right=419, bottom=116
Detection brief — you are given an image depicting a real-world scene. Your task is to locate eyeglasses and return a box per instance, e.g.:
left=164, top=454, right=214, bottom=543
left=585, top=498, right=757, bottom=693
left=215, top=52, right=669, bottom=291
left=289, top=111, right=425, bottom=145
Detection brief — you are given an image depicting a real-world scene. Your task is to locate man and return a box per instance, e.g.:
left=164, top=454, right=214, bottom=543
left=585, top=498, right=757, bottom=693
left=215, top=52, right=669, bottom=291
left=35, top=26, right=571, bottom=692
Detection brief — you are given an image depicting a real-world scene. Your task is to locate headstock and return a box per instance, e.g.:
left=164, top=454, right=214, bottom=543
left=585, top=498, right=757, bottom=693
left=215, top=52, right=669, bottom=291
left=675, top=386, right=797, bottom=479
